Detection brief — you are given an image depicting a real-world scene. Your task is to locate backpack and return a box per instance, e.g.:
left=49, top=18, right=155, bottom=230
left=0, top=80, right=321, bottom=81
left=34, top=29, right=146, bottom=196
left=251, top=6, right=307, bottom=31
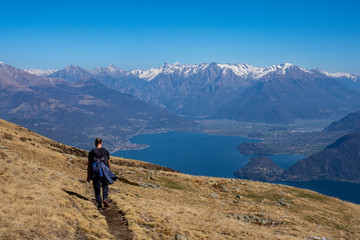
left=90, top=156, right=106, bottom=178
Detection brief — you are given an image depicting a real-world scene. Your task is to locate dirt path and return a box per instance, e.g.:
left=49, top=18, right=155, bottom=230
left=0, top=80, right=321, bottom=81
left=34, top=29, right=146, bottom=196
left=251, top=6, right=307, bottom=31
left=100, top=202, right=133, bottom=240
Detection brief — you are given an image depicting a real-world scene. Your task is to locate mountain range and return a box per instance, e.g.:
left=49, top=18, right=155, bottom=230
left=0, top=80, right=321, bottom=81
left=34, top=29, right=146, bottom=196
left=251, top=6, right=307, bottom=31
left=0, top=62, right=195, bottom=151
left=26, top=62, right=360, bottom=123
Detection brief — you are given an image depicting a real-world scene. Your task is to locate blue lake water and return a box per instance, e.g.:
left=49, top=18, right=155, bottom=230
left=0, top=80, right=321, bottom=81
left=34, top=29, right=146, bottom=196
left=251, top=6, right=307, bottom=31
left=114, top=132, right=257, bottom=178
left=113, top=131, right=360, bottom=204
left=276, top=181, right=360, bottom=204
left=113, top=131, right=302, bottom=178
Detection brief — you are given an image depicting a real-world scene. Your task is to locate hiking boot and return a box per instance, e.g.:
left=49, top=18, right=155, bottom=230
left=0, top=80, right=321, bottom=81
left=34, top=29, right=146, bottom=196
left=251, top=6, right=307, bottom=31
left=97, top=203, right=102, bottom=209
left=103, top=200, right=109, bottom=208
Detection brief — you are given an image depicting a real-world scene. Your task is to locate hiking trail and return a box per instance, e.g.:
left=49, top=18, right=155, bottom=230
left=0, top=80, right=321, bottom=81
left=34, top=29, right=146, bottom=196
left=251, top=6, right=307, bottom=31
left=100, top=202, right=133, bottom=240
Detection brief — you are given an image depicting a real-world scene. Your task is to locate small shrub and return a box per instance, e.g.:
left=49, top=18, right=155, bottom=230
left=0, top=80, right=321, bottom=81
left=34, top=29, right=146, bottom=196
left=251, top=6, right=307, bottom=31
left=20, top=137, right=27, bottom=142
left=0, top=150, right=7, bottom=159
left=4, top=133, right=13, bottom=140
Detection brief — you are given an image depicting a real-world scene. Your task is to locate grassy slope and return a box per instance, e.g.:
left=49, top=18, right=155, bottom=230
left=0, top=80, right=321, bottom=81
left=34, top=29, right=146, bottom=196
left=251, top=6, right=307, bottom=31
left=0, top=119, right=359, bottom=239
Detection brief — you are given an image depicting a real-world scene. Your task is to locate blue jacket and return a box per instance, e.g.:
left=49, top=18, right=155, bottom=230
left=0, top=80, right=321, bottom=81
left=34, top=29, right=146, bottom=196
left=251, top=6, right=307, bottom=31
left=99, top=161, right=117, bottom=184
left=88, top=147, right=117, bottom=184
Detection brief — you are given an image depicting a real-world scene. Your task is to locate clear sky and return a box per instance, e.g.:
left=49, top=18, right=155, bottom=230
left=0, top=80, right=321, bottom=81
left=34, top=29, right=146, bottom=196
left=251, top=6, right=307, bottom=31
left=0, top=0, right=359, bottom=73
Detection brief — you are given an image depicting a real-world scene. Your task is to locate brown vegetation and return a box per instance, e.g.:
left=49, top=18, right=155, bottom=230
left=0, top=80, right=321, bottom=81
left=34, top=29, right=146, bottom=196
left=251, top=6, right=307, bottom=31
left=0, top=118, right=360, bottom=239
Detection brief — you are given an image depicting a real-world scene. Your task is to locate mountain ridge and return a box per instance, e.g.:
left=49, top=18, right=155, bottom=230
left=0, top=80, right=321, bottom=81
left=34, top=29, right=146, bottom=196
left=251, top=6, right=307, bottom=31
left=25, top=62, right=360, bottom=81
left=23, top=61, right=360, bottom=123
left=324, top=110, right=360, bottom=133
left=218, top=67, right=360, bottom=123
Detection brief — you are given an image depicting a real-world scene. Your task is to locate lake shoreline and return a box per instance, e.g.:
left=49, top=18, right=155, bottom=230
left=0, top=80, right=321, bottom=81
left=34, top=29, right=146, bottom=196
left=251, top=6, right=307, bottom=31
left=112, top=131, right=360, bottom=205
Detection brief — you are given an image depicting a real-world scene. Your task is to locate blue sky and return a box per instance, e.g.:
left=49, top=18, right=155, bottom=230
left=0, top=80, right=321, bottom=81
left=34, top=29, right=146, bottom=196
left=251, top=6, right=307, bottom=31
left=0, top=0, right=359, bottom=73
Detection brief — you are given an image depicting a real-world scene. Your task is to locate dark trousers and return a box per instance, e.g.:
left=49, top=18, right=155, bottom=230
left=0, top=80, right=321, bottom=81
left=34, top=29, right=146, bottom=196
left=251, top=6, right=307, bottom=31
left=92, top=177, right=108, bottom=204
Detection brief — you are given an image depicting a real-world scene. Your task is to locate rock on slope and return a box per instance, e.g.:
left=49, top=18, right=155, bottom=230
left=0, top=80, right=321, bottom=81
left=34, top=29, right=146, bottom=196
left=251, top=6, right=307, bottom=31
left=1, top=118, right=360, bottom=239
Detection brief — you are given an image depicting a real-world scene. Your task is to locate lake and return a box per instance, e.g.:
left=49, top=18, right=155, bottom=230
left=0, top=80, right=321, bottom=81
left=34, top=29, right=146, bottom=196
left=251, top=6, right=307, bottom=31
left=113, top=131, right=360, bottom=204
left=113, top=131, right=302, bottom=178
left=276, top=181, right=360, bottom=204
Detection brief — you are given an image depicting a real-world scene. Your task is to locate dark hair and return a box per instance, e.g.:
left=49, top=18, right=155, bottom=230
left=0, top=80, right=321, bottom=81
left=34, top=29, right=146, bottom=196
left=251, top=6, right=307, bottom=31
left=95, top=138, right=102, bottom=147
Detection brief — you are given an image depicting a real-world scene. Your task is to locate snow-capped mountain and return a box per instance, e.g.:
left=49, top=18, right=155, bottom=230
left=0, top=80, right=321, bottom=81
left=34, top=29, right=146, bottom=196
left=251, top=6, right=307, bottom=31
left=22, top=62, right=360, bottom=123
left=217, top=65, right=360, bottom=123
left=127, top=62, right=310, bottom=81
left=125, top=62, right=357, bottom=83
left=129, top=62, right=212, bottom=81
left=26, top=69, right=57, bottom=77
left=319, top=70, right=359, bottom=82
left=90, top=64, right=127, bottom=78
left=25, top=62, right=359, bottom=83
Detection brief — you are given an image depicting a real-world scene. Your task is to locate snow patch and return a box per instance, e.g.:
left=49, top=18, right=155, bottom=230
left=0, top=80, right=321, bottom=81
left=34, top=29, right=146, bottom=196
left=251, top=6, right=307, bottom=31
left=320, top=70, right=358, bottom=81
left=130, top=62, right=211, bottom=81
left=25, top=69, right=57, bottom=76
left=130, top=62, right=309, bottom=81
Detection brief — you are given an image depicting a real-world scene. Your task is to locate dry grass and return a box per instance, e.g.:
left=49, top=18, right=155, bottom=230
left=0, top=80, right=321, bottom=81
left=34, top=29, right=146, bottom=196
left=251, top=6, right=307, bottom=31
left=110, top=169, right=360, bottom=240
left=1, top=118, right=360, bottom=240
left=0, top=120, right=114, bottom=240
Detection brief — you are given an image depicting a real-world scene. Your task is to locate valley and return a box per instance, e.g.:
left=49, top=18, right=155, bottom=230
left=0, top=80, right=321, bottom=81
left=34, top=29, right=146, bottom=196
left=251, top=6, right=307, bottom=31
left=197, top=119, right=341, bottom=155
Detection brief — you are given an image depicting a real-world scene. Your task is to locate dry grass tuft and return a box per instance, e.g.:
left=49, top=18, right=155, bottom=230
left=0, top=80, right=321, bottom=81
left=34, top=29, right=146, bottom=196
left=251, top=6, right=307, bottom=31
left=0, top=150, right=7, bottom=159
left=19, top=136, right=27, bottom=142
left=3, top=132, right=13, bottom=140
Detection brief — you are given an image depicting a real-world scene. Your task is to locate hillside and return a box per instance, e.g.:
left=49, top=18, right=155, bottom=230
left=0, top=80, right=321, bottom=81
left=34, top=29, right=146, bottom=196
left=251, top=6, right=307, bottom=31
left=234, top=156, right=284, bottom=182
left=0, top=63, right=195, bottom=151
left=282, top=131, right=360, bottom=183
left=1, top=119, right=360, bottom=239
left=324, top=110, right=360, bottom=133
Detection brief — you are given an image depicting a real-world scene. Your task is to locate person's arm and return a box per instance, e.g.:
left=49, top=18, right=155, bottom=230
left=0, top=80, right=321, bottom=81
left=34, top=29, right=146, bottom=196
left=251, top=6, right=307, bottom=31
left=107, top=151, right=111, bottom=170
left=87, top=152, right=92, bottom=182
